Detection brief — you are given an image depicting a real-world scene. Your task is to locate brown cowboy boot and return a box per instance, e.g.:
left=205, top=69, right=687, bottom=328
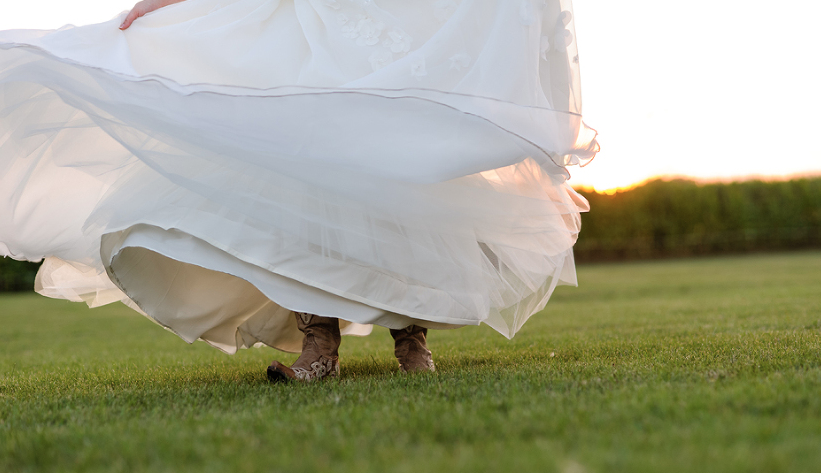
left=267, top=312, right=341, bottom=383
left=390, top=325, right=435, bottom=373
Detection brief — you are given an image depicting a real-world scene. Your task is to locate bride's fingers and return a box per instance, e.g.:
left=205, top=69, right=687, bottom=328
left=119, top=2, right=146, bottom=30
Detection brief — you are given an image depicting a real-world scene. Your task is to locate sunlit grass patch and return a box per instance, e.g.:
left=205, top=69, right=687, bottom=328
left=1, top=251, right=820, bottom=473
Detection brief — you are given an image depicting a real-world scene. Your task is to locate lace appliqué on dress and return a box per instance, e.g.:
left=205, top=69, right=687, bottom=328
left=325, top=1, right=416, bottom=72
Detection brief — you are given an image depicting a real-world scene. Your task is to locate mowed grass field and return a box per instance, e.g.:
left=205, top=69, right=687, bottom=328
left=1, top=252, right=820, bottom=473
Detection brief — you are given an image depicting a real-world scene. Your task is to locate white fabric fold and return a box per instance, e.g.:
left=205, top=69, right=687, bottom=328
left=0, top=0, right=598, bottom=352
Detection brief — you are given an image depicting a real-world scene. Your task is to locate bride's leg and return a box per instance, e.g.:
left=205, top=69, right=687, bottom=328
left=267, top=313, right=341, bottom=382
left=390, top=325, right=435, bottom=373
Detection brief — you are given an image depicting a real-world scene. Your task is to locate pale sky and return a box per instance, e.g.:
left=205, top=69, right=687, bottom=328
left=1, top=1, right=819, bottom=192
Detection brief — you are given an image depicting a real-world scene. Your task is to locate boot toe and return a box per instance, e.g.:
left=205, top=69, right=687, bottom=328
left=267, top=361, right=296, bottom=383
left=398, top=352, right=436, bottom=373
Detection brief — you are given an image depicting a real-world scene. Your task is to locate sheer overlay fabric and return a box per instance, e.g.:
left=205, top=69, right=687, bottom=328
left=0, top=0, right=598, bottom=353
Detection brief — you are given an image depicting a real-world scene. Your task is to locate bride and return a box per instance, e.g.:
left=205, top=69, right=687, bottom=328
left=0, top=0, right=598, bottom=381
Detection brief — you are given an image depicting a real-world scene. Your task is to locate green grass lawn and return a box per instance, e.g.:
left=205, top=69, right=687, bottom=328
left=1, top=252, right=820, bottom=473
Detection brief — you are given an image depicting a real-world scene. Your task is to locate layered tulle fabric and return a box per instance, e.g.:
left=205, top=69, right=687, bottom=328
left=0, top=0, right=598, bottom=353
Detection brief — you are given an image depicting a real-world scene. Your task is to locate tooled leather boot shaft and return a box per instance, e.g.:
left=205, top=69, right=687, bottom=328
left=296, top=312, right=341, bottom=359
left=267, top=313, right=341, bottom=383
left=390, top=325, right=435, bottom=373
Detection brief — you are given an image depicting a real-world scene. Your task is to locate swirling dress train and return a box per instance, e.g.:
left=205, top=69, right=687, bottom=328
left=0, top=0, right=598, bottom=353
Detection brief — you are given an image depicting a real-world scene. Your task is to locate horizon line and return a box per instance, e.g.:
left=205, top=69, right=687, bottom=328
left=573, top=170, right=821, bottom=195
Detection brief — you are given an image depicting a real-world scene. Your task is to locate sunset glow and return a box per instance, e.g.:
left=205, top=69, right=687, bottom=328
left=1, top=0, right=819, bottom=192
left=570, top=0, right=821, bottom=191
left=571, top=163, right=641, bottom=194
left=575, top=171, right=821, bottom=196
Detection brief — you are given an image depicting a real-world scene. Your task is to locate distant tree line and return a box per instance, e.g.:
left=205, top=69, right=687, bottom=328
left=574, top=177, right=821, bottom=262
left=0, top=257, right=41, bottom=292
left=2, top=177, right=820, bottom=291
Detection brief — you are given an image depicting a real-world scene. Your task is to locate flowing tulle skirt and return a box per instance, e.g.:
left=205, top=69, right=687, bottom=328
left=0, top=0, right=598, bottom=353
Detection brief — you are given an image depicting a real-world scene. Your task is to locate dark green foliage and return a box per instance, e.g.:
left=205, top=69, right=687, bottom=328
left=575, top=177, right=821, bottom=262
left=0, top=258, right=40, bottom=292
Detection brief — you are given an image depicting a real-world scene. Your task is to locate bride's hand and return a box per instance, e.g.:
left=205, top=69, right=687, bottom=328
left=119, top=0, right=186, bottom=30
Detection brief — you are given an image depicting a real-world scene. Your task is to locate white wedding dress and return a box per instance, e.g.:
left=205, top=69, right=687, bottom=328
left=0, top=0, right=598, bottom=353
